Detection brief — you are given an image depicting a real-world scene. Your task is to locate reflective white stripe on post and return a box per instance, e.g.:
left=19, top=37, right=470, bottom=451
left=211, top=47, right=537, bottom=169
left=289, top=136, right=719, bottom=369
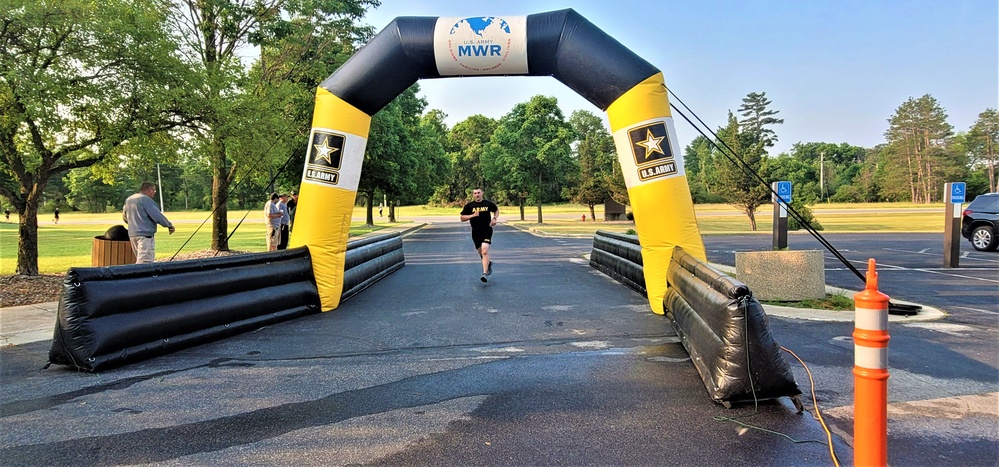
left=855, top=343, right=888, bottom=369
left=855, top=307, right=889, bottom=331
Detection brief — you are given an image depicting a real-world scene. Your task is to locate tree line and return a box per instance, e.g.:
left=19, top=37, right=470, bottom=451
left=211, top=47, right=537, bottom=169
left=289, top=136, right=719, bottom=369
left=2, top=1, right=996, bottom=276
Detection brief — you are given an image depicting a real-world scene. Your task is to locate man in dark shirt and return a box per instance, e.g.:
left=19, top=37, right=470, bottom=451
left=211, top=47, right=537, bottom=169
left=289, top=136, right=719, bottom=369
left=277, top=194, right=290, bottom=250
left=460, top=188, right=499, bottom=283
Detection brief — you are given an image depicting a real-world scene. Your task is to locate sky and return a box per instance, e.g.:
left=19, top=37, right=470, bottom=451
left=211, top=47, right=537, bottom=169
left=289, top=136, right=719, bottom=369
left=356, top=0, right=998, bottom=155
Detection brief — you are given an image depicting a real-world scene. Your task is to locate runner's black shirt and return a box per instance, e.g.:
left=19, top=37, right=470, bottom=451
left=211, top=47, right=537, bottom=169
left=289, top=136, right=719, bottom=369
left=461, top=200, right=498, bottom=230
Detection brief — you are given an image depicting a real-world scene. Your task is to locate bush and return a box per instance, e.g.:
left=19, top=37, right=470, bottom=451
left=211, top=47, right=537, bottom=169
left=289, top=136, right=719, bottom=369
left=830, top=185, right=862, bottom=203
left=787, top=201, right=823, bottom=231
left=689, top=182, right=728, bottom=204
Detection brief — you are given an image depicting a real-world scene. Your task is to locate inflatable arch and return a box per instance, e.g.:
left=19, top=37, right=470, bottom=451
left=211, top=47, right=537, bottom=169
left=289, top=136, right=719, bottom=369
left=290, top=9, right=707, bottom=313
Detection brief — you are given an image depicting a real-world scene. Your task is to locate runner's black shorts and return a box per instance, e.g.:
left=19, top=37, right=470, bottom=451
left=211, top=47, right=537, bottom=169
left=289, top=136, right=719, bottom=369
left=471, top=227, right=493, bottom=249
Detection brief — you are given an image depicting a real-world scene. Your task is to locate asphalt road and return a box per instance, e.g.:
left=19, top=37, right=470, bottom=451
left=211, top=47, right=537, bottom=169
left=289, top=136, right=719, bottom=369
left=0, top=225, right=995, bottom=466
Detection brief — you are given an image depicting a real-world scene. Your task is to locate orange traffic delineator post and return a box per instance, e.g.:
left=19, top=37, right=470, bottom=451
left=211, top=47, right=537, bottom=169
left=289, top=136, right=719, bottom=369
left=853, top=258, right=890, bottom=466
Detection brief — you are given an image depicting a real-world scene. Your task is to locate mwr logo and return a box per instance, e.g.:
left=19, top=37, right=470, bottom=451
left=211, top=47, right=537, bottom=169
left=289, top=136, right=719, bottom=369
left=628, top=122, right=677, bottom=182
left=305, top=131, right=345, bottom=186
left=446, top=17, right=514, bottom=72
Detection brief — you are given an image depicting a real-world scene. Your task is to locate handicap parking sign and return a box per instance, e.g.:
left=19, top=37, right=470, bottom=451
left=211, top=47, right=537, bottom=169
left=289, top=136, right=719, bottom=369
left=950, top=182, right=965, bottom=204
left=776, top=181, right=792, bottom=204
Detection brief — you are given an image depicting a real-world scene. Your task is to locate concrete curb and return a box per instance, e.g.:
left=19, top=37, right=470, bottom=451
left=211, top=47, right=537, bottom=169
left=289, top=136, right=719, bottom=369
left=0, top=302, right=59, bottom=347
left=503, top=222, right=597, bottom=238
left=708, top=263, right=946, bottom=323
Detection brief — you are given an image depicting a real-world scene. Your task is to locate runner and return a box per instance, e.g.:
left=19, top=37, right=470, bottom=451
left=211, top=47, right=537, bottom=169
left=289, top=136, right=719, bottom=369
left=459, top=188, right=499, bottom=283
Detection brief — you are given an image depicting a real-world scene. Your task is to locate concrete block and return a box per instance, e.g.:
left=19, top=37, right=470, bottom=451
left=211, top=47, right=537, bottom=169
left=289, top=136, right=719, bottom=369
left=735, top=250, right=825, bottom=301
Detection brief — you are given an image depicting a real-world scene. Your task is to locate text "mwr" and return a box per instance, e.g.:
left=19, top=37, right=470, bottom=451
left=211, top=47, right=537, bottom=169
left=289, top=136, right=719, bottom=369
left=458, top=45, right=502, bottom=56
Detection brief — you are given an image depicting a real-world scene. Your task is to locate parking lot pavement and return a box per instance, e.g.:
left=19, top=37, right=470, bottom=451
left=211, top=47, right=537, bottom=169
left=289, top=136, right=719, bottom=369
left=1, top=229, right=994, bottom=466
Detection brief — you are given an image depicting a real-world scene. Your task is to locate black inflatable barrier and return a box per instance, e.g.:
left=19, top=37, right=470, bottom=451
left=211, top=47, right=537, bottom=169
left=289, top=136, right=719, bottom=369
left=589, top=230, right=646, bottom=296
left=47, top=232, right=406, bottom=372
left=664, top=247, right=800, bottom=407
left=48, top=248, right=321, bottom=372
left=341, top=233, right=405, bottom=302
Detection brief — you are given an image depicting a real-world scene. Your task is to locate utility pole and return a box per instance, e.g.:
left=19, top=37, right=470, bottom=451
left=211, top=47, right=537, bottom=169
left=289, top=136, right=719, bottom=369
left=819, top=151, right=825, bottom=202
left=156, top=163, right=165, bottom=212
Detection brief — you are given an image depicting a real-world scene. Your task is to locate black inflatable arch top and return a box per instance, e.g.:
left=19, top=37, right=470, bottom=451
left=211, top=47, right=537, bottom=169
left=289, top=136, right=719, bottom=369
left=322, top=9, right=659, bottom=116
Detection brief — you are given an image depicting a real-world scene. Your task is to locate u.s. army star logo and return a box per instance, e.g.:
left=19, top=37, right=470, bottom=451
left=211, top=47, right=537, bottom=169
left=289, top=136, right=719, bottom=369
left=629, top=122, right=671, bottom=165
left=311, top=132, right=344, bottom=169
left=628, top=122, right=677, bottom=181
left=305, top=131, right=345, bottom=186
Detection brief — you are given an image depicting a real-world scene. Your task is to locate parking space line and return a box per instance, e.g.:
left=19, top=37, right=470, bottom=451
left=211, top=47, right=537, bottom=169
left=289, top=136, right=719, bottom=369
left=908, top=268, right=999, bottom=283
left=948, top=306, right=998, bottom=315
left=823, top=256, right=999, bottom=283
left=881, top=247, right=999, bottom=264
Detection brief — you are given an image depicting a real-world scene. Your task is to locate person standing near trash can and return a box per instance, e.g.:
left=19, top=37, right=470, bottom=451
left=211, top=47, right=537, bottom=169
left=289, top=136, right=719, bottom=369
left=122, top=182, right=175, bottom=263
left=264, top=192, right=282, bottom=251
left=53, top=207, right=60, bottom=224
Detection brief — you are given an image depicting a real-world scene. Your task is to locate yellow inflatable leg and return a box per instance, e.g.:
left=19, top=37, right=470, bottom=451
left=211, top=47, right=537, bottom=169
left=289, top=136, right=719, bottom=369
left=289, top=89, right=372, bottom=311
left=606, top=73, right=707, bottom=314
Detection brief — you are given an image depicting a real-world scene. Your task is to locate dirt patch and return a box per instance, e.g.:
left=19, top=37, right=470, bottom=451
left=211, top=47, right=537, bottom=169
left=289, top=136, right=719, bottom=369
left=0, top=274, right=66, bottom=308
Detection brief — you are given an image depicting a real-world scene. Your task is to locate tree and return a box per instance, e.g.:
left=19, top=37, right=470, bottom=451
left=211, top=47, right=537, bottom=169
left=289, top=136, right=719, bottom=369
left=884, top=95, right=955, bottom=203
left=252, top=1, right=378, bottom=197
left=967, top=108, right=998, bottom=193
left=566, top=110, right=616, bottom=221
left=868, top=144, right=909, bottom=202
left=683, top=135, right=723, bottom=203
left=411, top=109, right=450, bottom=202
left=430, top=114, right=497, bottom=207
left=784, top=142, right=867, bottom=202
left=738, top=91, right=784, bottom=149
left=481, top=95, right=574, bottom=224
left=0, top=0, right=190, bottom=275
left=64, top=169, right=119, bottom=213
left=714, top=111, right=770, bottom=230
left=764, top=154, right=819, bottom=203
left=358, top=85, right=431, bottom=224
left=166, top=0, right=376, bottom=250
left=852, top=146, right=884, bottom=202
left=708, top=91, right=784, bottom=230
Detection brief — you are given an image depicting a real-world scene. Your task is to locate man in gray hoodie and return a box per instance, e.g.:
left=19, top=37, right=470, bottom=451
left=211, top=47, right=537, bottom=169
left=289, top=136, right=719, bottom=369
left=123, top=182, right=175, bottom=263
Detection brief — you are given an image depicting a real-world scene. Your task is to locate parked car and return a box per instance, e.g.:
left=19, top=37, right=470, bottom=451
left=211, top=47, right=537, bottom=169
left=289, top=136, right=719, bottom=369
left=961, top=193, right=999, bottom=251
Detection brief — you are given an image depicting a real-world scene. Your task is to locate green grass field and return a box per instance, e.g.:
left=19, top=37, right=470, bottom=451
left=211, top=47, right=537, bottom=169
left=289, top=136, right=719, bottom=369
left=507, top=202, right=947, bottom=236
left=0, top=208, right=398, bottom=274
left=1, top=202, right=949, bottom=274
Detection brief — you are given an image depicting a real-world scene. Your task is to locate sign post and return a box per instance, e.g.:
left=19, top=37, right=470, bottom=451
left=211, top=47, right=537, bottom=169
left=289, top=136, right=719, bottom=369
left=772, top=181, right=791, bottom=249
left=943, top=182, right=965, bottom=268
